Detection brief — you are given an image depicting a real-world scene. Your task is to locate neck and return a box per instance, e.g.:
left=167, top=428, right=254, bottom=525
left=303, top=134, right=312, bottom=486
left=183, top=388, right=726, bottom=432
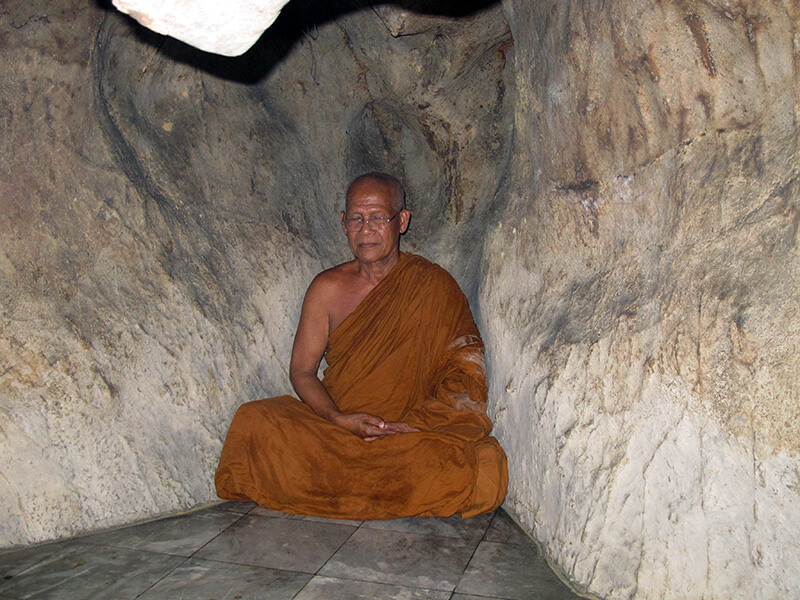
left=357, top=251, right=401, bottom=285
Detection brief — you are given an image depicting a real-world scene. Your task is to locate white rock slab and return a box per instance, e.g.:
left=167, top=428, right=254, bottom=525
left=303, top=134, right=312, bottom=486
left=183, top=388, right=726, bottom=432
left=111, top=0, right=292, bottom=56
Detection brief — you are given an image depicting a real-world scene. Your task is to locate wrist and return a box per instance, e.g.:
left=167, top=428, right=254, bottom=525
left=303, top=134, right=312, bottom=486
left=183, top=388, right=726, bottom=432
left=326, top=409, right=345, bottom=426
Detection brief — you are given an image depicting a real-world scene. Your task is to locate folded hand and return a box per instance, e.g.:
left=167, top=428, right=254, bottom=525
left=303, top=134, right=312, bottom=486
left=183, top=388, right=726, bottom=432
left=332, top=412, right=420, bottom=442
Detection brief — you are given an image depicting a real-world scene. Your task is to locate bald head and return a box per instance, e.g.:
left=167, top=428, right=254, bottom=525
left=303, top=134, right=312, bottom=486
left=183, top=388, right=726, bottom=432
left=346, top=172, right=405, bottom=213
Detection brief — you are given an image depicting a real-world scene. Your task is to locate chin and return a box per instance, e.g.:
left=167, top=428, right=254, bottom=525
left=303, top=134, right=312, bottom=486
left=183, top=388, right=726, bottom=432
left=356, top=247, right=389, bottom=260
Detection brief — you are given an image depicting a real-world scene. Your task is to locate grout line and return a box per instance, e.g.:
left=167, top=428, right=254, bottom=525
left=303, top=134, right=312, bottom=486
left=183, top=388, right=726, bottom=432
left=131, top=556, right=193, bottom=599
left=452, top=510, right=496, bottom=595
left=289, top=517, right=364, bottom=599
left=293, top=569, right=459, bottom=595
left=187, top=504, right=254, bottom=559
left=310, top=516, right=362, bottom=576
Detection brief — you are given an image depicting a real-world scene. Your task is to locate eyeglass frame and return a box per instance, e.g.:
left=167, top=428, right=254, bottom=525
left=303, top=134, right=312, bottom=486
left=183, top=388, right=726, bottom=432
left=342, top=211, right=403, bottom=233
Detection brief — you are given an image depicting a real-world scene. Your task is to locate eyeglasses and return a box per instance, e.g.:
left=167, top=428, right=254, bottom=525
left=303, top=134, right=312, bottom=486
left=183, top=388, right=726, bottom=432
left=343, top=211, right=401, bottom=233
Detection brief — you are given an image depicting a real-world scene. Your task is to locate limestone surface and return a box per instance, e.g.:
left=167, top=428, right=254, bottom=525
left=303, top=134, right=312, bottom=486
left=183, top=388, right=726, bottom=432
left=0, top=0, right=324, bottom=545
left=485, top=1, right=800, bottom=598
left=0, top=0, right=512, bottom=547
left=1, top=1, right=799, bottom=599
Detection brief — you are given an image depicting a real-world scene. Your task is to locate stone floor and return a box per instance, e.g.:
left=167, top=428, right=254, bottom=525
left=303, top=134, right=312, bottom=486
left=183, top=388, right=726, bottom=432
left=0, top=502, right=582, bottom=600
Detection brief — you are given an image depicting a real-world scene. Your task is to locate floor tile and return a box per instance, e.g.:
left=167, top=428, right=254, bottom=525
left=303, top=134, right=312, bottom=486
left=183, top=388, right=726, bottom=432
left=1, top=504, right=584, bottom=600
left=136, top=557, right=311, bottom=599
left=194, top=514, right=356, bottom=573
left=0, top=540, right=75, bottom=579
left=250, top=505, right=362, bottom=526
left=361, top=512, right=493, bottom=544
left=484, top=509, right=538, bottom=548
left=319, top=527, right=475, bottom=592
left=456, top=540, right=582, bottom=600
left=0, top=544, right=183, bottom=600
left=76, top=506, right=243, bottom=557
left=295, top=575, right=452, bottom=599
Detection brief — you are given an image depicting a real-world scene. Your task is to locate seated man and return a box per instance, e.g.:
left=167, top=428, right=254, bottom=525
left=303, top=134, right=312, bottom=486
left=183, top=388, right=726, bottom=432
left=215, top=172, right=508, bottom=519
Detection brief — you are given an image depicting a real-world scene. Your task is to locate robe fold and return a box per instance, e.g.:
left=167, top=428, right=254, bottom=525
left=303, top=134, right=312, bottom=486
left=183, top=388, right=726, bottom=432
left=214, top=252, right=508, bottom=519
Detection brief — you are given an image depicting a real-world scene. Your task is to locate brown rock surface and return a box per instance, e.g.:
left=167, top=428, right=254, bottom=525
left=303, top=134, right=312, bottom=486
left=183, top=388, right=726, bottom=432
left=484, top=1, right=800, bottom=598
left=0, top=0, right=512, bottom=546
left=2, top=0, right=799, bottom=598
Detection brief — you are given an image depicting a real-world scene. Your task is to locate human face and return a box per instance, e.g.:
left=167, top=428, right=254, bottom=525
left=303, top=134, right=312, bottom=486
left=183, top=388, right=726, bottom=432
left=341, top=180, right=409, bottom=267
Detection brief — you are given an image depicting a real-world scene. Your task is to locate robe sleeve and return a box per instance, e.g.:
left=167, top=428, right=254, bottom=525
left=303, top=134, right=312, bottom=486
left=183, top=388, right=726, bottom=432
left=405, top=333, right=494, bottom=441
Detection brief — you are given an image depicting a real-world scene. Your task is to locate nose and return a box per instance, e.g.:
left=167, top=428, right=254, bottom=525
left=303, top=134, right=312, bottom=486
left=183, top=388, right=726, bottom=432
left=358, top=219, right=379, bottom=233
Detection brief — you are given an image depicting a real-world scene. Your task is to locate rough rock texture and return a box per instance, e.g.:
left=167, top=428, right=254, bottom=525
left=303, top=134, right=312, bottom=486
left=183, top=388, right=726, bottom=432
left=0, top=0, right=321, bottom=544
left=0, top=0, right=512, bottom=546
left=485, top=1, right=800, bottom=598
left=1, top=0, right=799, bottom=599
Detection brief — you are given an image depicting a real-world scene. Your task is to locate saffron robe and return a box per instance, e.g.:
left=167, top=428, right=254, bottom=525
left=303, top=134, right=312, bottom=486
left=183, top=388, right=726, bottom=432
left=215, top=253, right=507, bottom=519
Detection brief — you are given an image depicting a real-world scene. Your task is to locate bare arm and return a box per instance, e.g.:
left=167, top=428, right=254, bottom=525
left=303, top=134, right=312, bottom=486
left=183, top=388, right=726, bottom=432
left=289, top=273, right=400, bottom=441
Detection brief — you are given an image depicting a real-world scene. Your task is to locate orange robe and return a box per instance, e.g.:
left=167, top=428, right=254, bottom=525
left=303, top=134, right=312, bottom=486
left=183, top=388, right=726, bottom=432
left=215, top=253, right=507, bottom=519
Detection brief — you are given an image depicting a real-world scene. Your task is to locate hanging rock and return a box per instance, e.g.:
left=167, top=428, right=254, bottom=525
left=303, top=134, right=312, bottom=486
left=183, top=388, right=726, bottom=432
left=111, top=0, right=292, bottom=56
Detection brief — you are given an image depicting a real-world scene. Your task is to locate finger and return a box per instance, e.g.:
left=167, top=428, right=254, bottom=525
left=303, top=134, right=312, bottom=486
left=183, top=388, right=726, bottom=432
left=362, top=415, right=385, bottom=428
left=383, top=421, right=418, bottom=434
left=362, top=424, right=389, bottom=437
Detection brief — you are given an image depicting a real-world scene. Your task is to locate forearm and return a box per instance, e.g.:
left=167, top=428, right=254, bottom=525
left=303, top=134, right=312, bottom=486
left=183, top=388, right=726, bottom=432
left=290, top=370, right=403, bottom=440
left=289, top=371, right=342, bottom=423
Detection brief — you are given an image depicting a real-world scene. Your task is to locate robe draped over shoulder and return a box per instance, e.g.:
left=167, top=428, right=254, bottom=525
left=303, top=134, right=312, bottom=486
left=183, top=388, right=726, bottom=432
left=214, top=253, right=508, bottom=519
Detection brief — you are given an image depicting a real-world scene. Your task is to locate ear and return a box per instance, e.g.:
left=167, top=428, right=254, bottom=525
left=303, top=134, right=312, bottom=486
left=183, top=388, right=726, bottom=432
left=340, top=210, right=348, bottom=235
left=399, top=209, right=411, bottom=234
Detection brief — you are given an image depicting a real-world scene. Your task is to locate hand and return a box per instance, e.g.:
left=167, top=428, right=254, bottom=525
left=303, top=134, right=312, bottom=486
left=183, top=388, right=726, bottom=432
left=331, top=412, right=389, bottom=441
left=331, top=412, right=419, bottom=442
left=363, top=420, right=420, bottom=442
left=377, top=421, right=420, bottom=435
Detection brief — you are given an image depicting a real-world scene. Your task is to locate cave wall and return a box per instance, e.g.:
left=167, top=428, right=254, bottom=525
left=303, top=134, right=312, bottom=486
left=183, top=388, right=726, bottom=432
left=484, top=0, right=800, bottom=598
left=0, top=0, right=512, bottom=546
left=1, top=0, right=799, bottom=599
left=0, top=0, right=322, bottom=544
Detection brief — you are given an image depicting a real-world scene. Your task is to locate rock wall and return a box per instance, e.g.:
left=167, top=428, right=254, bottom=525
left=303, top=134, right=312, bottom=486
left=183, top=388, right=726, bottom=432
left=486, top=0, right=800, bottom=598
left=0, top=0, right=512, bottom=546
left=1, top=0, right=799, bottom=598
left=0, top=0, right=321, bottom=544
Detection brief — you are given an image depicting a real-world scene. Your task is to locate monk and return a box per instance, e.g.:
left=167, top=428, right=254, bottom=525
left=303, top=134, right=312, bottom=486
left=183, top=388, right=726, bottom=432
left=215, top=172, right=508, bottom=519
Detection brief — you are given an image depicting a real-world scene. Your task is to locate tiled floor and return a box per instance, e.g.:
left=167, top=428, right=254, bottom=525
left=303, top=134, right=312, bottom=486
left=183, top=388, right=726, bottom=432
left=0, top=502, right=583, bottom=599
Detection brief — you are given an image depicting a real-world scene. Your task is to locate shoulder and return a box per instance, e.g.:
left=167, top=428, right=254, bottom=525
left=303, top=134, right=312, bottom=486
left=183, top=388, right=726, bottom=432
left=306, top=261, right=357, bottom=295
